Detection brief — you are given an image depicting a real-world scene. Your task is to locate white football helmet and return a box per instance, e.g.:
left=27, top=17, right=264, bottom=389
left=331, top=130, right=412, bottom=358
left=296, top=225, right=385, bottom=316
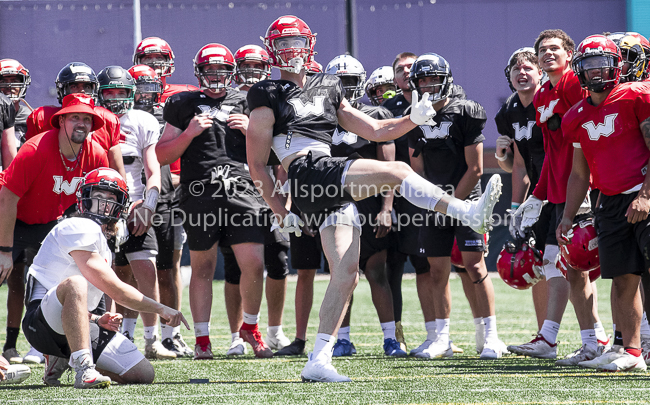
left=325, top=55, right=366, bottom=102
left=365, top=66, right=397, bottom=106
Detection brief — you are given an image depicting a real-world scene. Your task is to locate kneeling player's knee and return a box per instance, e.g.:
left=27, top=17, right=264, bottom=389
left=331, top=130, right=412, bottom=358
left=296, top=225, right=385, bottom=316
left=122, top=359, right=155, bottom=384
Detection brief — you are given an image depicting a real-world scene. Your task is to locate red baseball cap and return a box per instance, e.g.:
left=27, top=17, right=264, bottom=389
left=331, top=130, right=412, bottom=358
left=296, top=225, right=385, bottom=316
left=51, top=94, right=105, bottom=132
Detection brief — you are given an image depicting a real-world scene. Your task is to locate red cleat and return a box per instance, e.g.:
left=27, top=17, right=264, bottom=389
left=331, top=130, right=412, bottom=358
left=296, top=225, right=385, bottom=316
left=240, top=326, right=273, bottom=358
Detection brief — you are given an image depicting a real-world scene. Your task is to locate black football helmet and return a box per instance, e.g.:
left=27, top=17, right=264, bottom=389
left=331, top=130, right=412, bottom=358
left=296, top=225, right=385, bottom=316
left=408, top=53, right=453, bottom=102
left=97, top=66, right=136, bottom=115
left=55, top=62, right=99, bottom=104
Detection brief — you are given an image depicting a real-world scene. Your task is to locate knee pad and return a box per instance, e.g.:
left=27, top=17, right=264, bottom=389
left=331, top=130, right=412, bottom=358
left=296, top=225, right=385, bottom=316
left=542, top=245, right=563, bottom=280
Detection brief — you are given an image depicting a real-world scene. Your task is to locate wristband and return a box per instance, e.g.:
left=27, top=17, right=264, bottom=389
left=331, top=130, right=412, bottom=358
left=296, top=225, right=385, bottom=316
left=495, top=152, right=508, bottom=162
left=0, top=246, right=12, bottom=253
left=142, top=188, right=159, bottom=212
left=91, top=316, right=99, bottom=325
left=511, top=202, right=521, bottom=210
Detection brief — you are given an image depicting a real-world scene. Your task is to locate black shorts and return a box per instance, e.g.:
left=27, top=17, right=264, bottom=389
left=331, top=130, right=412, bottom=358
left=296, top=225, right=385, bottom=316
left=288, top=152, right=355, bottom=214
left=595, top=192, right=650, bottom=279
left=394, top=197, right=426, bottom=256
left=13, top=220, right=57, bottom=266
left=153, top=206, right=175, bottom=270
left=358, top=196, right=391, bottom=271
left=545, top=202, right=592, bottom=247
left=114, top=227, right=158, bottom=266
left=532, top=203, right=554, bottom=250
left=178, top=182, right=266, bottom=251
left=288, top=204, right=323, bottom=270
left=418, top=212, right=486, bottom=258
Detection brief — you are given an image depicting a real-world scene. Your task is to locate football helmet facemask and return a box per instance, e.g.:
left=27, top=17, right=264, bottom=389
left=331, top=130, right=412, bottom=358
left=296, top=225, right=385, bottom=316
left=97, top=66, right=136, bottom=115
left=409, top=53, right=453, bottom=102
left=77, top=168, right=129, bottom=225
left=365, top=66, right=397, bottom=106
left=0, top=59, right=31, bottom=101
left=573, top=35, right=622, bottom=93
left=234, top=45, right=271, bottom=86
left=325, top=55, right=366, bottom=102
left=194, top=43, right=235, bottom=91
left=128, top=65, right=163, bottom=110
left=133, top=37, right=175, bottom=77
left=263, top=16, right=316, bottom=74
left=55, top=62, right=98, bottom=104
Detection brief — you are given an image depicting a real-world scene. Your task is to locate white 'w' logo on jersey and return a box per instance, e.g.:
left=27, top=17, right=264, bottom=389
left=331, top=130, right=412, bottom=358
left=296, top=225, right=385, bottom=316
left=53, top=176, right=84, bottom=195
left=537, top=99, right=559, bottom=123
left=332, top=128, right=358, bottom=145
left=582, top=113, right=618, bottom=141
left=512, top=121, right=535, bottom=141
left=197, top=105, right=235, bottom=123
left=421, top=122, right=453, bottom=139
left=288, top=96, right=326, bottom=118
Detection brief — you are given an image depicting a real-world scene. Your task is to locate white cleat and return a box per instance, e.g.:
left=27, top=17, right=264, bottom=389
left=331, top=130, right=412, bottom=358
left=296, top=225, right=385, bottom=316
left=73, top=355, right=111, bottom=389
left=508, top=334, right=557, bottom=359
left=410, top=339, right=434, bottom=357
left=556, top=344, right=598, bottom=366
left=579, top=345, right=625, bottom=369
left=144, top=336, right=177, bottom=360
left=1, top=364, right=31, bottom=385
left=414, top=338, right=453, bottom=359
left=265, top=331, right=292, bottom=351
left=466, top=174, right=502, bottom=234
left=598, top=352, right=647, bottom=372
left=226, top=338, right=247, bottom=356
left=480, top=339, right=509, bottom=360
left=300, top=353, right=351, bottom=383
left=22, top=347, right=45, bottom=364
left=2, top=348, right=22, bottom=364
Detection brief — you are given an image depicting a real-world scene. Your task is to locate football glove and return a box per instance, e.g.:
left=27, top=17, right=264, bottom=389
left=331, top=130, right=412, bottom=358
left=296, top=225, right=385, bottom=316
left=271, top=212, right=305, bottom=238
left=513, top=195, right=546, bottom=236
left=409, top=90, right=436, bottom=126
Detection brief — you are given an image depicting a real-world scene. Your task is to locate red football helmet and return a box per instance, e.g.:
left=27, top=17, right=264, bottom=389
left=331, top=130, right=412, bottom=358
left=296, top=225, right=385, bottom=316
left=77, top=168, right=129, bottom=225
left=573, top=35, right=622, bottom=93
left=234, top=45, right=271, bottom=86
left=556, top=254, right=601, bottom=282
left=194, top=43, right=235, bottom=91
left=263, top=15, right=316, bottom=73
left=128, top=65, right=163, bottom=109
left=560, top=218, right=599, bottom=272
left=133, top=37, right=175, bottom=77
left=0, top=59, right=30, bottom=101
left=304, top=60, right=323, bottom=76
left=496, top=239, right=543, bottom=290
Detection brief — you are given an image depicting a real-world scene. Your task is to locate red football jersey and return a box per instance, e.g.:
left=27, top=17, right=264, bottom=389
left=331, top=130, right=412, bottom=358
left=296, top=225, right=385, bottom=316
left=0, top=129, right=109, bottom=224
left=563, top=82, right=650, bottom=196
left=532, top=70, right=588, bottom=203
left=25, top=105, right=120, bottom=153
left=169, top=158, right=181, bottom=175
left=160, top=83, right=198, bottom=104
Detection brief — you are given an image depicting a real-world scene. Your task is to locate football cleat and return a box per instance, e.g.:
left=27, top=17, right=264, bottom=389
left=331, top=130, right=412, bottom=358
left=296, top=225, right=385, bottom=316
left=414, top=338, right=453, bottom=359
left=2, top=348, right=22, bottom=364
left=22, top=347, right=44, bottom=364
left=597, top=337, right=612, bottom=355
left=73, top=355, right=111, bottom=389
left=384, top=338, right=408, bottom=357
left=410, top=339, right=434, bottom=356
left=274, top=338, right=307, bottom=356
left=43, top=354, right=70, bottom=387
left=480, top=339, right=510, bottom=359
left=451, top=343, right=464, bottom=354
left=508, top=334, right=557, bottom=359
left=162, top=337, right=190, bottom=358
left=174, top=334, right=194, bottom=357
left=598, top=352, right=647, bottom=372
left=301, top=352, right=351, bottom=383
left=395, top=321, right=408, bottom=352
left=1, top=364, right=31, bottom=385
left=240, top=327, right=274, bottom=358
left=466, top=175, right=502, bottom=234
left=194, top=342, right=214, bottom=360
left=579, top=345, right=625, bottom=369
left=265, top=330, right=292, bottom=351
left=556, top=344, right=598, bottom=366
left=332, top=339, right=356, bottom=357
left=226, top=338, right=247, bottom=356
left=145, top=336, right=177, bottom=360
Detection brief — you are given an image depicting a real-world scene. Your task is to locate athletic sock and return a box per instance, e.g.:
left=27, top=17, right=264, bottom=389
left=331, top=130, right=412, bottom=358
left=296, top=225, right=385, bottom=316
left=194, top=322, right=210, bottom=338
left=242, top=312, right=260, bottom=330
left=69, top=349, right=92, bottom=369
left=381, top=321, right=396, bottom=340
left=425, top=321, right=437, bottom=341
left=143, top=325, right=156, bottom=340
left=614, top=330, right=623, bottom=346
left=312, top=333, right=336, bottom=362
left=539, top=320, right=560, bottom=345
left=338, top=326, right=351, bottom=342
left=161, top=324, right=174, bottom=341
left=121, top=318, right=137, bottom=338
left=483, top=315, right=498, bottom=343
left=580, top=329, right=598, bottom=351
left=267, top=325, right=282, bottom=338
left=3, top=327, right=19, bottom=351
left=594, top=321, right=608, bottom=343
left=231, top=332, right=240, bottom=342
left=625, top=347, right=642, bottom=357
left=436, top=319, right=450, bottom=344
left=400, top=173, right=445, bottom=211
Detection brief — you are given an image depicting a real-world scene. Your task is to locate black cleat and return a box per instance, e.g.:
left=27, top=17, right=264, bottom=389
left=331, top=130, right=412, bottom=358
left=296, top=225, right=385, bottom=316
left=274, top=338, right=306, bottom=356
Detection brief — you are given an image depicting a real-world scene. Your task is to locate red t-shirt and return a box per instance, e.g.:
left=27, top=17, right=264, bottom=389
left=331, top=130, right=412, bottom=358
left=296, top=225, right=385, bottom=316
left=532, top=70, right=588, bottom=203
left=563, top=82, right=650, bottom=196
left=25, top=105, right=121, bottom=153
left=0, top=129, right=109, bottom=224
left=160, top=83, right=198, bottom=104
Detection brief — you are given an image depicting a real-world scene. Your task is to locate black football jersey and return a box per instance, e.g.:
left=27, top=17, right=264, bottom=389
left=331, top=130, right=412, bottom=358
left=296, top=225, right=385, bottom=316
left=0, top=93, right=16, bottom=134
left=163, top=89, right=250, bottom=186
left=407, top=97, right=486, bottom=199
left=247, top=73, right=343, bottom=146
left=330, top=102, right=394, bottom=160
left=494, top=92, right=545, bottom=190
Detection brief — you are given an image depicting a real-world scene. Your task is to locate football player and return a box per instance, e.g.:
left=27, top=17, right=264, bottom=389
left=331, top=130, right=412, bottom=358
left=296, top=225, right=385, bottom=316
left=0, top=94, right=109, bottom=379
left=511, top=30, right=609, bottom=364
left=494, top=48, right=550, bottom=334
left=406, top=53, right=507, bottom=359
left=365, top=66, right=397, bottom=106
left=324, top=54, right=406, bottom=358
left=21, top=168, right=189, bottom=388
left=156, top=43, right=273, bottom=359
left=247, top=15, right=502, bottom=382
left=0, top=59, right=31, bottom=148
left=557, top=34, right=650, bottom=371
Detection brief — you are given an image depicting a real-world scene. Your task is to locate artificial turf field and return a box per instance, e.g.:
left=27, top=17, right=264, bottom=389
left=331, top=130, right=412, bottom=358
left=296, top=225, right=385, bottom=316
left=2, top=274, right=650, bottom=404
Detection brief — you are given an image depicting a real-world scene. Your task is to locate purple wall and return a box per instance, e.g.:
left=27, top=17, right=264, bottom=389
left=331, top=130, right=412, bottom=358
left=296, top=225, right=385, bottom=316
left=0, top=0, right=625, bottom=146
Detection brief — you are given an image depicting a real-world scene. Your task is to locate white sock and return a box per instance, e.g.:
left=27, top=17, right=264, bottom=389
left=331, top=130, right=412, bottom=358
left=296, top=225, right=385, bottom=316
left=425, top=321, right=437, bottom=341
left=243, top=312, right=260, bottom=326
left=121, top=318, right=137, bottom=337
left=436, top=318, right=450, bottom=344
left=539, top=320, right=560, bottom=344
left=381, top=321, right=396, bottom=340
left=580, top=329, right=598, bottom=351
left=338, top=326, right=351, bottom=341
left=267, top=325, right=282, bottom=337
left=642, top=313, right=650, bottom=337
left=161, top=324, right=174, bottom=341
left=194, top=322, right=210, bottom=338
left=400, top=173, right=445, bottom=211
left=542, top=245, right=560, bottom=278
left=143, top=325, right=157, bottom=340
left=594, top=321, right=608, bottom=343
left=483, top=315, right=498, bottom=343
left=312, top=333, right=336, bottom=362
left=69, top=349, right=92, bottom=369
left=231, top=332, right=240, bottom=341
left=172, top=325, right=181, bottom=336
left=446, top=199, right=472, bottom=224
